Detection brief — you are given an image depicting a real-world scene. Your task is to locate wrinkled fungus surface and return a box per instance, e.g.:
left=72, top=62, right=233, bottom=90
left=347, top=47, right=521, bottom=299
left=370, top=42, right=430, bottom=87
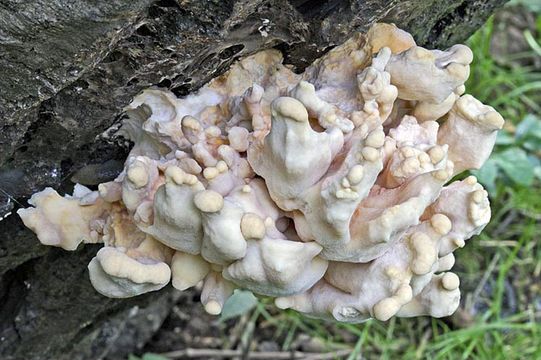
left=18, top=24, right=503, bottom=322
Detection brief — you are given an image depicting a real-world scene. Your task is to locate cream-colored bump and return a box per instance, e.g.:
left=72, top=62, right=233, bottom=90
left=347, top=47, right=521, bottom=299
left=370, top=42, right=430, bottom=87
left=184, top=174, right=198, bottom=185
left=373, top=297, right=399, bottom=321
left=240, top=213, right=266, bottom=239
left=194, top=190, right=224, bottom=213
left=430, top=214, right=452, bottom=235
left=358, top=123, right=369, bottom=138
left=324, top=112, right=337, bottom=124
left=385, top=266, right=402, bottom=280
left=455, top=84, right=466, bottom=95
left=433, top=169, right=449, bottom=181
left=216, top=160, right=228, bottom=173
left=347, top=165, right=364, bottom=185
left=453, top=238, right=465, bottom=248
left=182, top=115, right=201, bottom=130
left=205, top=126, right=222, bottom=137
left=472, top=189, right=486, bottom=203
left=272, top=97, right=309, bottom=122
left=410, top=232, right=437, bottom=275
left=203, top=167, right=219, bottom=180
left=401, top=146, right=415, bottom=158
left=403, top=157, right=421, bottom=173
left=441, top=272, right=460, bottom=290
left=336, top=189, right=359, bottom=199
left=361, top=147, right=379, bottom=162
left=366, top=131, right=385, bottom=148
left=171, top=252, right=210, bottom=291
left=418, top=152, right=430, bottom=164
left=241, top=185, right=251, bottom=193
left=264, top=217, right=274, bottom=227
left=464, top=175, right=477, bottom=185
left=274, top=297, right=292, bottom=309
left=127, top=166, right=148, bottom=188
left=204, top=300, right=222, bottom=315
left=428, top=146, right=445, bottom=164
left=341, top=178, right=351, bottom=188
left=480, top=111, right=504, bottom=129
left=165, top=166, right=186, bottom=185
left=395, top=284, right=413, bottom=303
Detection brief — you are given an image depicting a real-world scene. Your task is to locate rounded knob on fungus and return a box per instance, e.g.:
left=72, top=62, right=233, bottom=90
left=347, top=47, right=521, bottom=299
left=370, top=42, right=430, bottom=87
left=365, top=131, right=385, bottom=148
left=181, top=115, right=201, bottom=131
left=271, top=97, right=309, bottom=123
left=240, top=213, right=266, bottom=239
left=441, top=272, right=460, bottom=291
left=165, top=166, right=186, bottom=185
left=373, top=297, right=400, bottom=321
left=480, top=111, right=505, bottom=130
left=203, top=167, right=219, bottom=180
left=430, top=214, right=452, bottom=235
left=453, top=238, right=465, bottom=248
left=361, top=147, right=379, bottom=162
left=194, top=190, right=224, bottom=213
left=347, top=165, right=364, bottom=185
left=216, top=160, right=228, bottom=173
left=127, top=166, right=148, bottom=188
left=205, top=126, right=222, bottom=138
left=204, top=300, right=222, bottom=315
left=410, top=232, right=437, bottom=275
left=274, top=297, right=292, bottom=309
left=428, top=146, right=445, bottom=164
left=464, top=175, right=478, bottom=185
left=472, top=189, right=487, bottom=204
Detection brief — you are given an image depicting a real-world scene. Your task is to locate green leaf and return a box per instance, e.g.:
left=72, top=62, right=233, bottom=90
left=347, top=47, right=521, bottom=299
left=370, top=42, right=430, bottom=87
left=534, top=166, right=541, bottom=180
left=493, top=148, right=535, bottom=186
left=495, top=131, right=515, bottom=145
left=471, top=159, right=498, bottom=195
left=522, top=139, right=541, bottom=152
left=515, top=114, right=541, bottom=140
left=219, top=289, right=258, bottom=321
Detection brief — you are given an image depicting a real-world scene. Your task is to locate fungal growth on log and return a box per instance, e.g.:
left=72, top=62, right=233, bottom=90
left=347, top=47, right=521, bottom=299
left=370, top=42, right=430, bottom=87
left=17, top=23, right=503, bottom=322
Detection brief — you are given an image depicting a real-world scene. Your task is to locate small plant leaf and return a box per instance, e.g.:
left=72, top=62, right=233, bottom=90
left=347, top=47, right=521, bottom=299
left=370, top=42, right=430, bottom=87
left=495, top=131, right=515, bottom=145
left=515, top=114, right=541, bottom=140
left=220, top=289, right=258, bottom=321
left=493, top=148, right=535, bottom=186
left=534, top=166, right=541, bottom=180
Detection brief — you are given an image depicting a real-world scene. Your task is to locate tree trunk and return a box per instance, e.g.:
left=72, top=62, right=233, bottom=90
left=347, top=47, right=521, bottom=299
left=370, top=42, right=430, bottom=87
left=0, top=1, right=506, bottom=359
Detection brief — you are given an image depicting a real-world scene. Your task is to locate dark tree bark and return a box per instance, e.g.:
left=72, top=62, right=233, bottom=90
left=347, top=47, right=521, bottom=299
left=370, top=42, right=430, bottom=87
left=0, top=1, right=506, bottom=359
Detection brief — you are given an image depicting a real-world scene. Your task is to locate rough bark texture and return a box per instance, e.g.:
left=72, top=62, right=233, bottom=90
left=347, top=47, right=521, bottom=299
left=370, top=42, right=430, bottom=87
left=0, top=0, right=506, bottom=359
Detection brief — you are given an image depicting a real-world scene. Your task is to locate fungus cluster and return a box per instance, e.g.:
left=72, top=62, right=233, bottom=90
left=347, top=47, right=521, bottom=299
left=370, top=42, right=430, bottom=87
left=18, top=23, right=503, bottom=322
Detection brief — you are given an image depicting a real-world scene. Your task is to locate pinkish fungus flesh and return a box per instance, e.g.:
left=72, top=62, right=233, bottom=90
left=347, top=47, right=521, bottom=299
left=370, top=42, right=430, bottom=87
left=18, top=23, right=503, bottom=322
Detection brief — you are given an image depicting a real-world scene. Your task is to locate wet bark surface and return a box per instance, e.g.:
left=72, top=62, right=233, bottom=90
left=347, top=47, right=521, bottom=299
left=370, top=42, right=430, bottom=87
left=0, top=1, right=506, bottom=359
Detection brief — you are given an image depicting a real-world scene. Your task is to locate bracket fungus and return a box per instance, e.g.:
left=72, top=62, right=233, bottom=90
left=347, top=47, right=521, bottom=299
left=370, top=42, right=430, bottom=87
left=18, top=23, right=503, bottom=322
